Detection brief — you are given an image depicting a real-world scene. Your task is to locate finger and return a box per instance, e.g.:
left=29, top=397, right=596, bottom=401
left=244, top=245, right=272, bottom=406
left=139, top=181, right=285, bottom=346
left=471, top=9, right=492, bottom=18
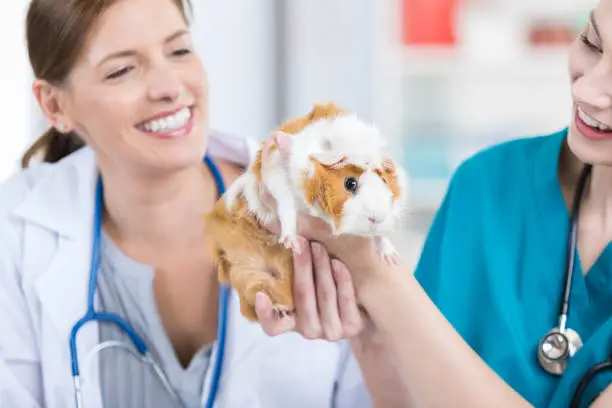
left=311, top=242, right=343, bottom=341
left=297, top=214, right=331, bottom=237
left=292, top=237, right=322, bottom=339
left=331, top=259, right=364, bottom=338
left=255, top=292, right=296, bottom=336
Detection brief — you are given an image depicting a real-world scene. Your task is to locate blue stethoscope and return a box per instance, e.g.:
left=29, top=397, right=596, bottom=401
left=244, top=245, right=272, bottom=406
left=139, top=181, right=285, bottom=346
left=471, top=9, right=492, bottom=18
left=69, top=155, right=230, bottom=408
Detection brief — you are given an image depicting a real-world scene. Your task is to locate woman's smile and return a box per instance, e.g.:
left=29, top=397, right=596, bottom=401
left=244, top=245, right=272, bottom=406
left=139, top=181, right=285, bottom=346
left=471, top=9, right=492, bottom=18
left=136, top=105, right=194, bottom=139
left=575, top=105, right=612, bottom=141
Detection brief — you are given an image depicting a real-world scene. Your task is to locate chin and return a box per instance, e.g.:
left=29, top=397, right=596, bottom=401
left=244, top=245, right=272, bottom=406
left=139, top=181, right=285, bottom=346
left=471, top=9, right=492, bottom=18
left=147, top=134, right=208, bottom=172
left=567, top=122, right=612, bottom=166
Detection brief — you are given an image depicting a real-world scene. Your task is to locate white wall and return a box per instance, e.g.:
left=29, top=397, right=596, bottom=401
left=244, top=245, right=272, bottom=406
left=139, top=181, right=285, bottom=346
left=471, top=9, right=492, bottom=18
left=190, top=0, right=278, bottom=141
left=280, top=0, right=407, bottom=162
left=282, top=0, right=374, bottom=122
left=0, top=1, right=33, bottom=182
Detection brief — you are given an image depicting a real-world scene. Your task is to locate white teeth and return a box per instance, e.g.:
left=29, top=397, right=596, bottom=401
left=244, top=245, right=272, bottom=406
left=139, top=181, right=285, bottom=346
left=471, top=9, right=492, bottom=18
left=141, top=107, right=191, bottom=132
left=578, top=107, right=611, bottom=131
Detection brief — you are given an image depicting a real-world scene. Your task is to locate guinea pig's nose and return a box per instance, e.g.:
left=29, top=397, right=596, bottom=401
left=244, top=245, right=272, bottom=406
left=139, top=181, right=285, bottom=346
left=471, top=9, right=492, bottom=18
left=368, top=216, right=380, bottom=224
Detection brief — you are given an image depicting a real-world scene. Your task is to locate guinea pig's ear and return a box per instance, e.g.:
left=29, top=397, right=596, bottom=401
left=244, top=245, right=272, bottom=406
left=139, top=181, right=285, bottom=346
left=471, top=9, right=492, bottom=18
left=308, top=101, right=345, bottom=121
left=381, top=156, right=396, bottom=173
left=310, top=151, right=346, bottom=168
left=273, top=131, right=292, bottom=154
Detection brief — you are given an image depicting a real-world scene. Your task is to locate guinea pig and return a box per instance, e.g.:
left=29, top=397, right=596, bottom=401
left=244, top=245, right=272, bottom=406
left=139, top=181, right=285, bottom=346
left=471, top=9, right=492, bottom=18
left=203, top=102, right=409, bottom=322
left=253, top=102, right=409, bottom=261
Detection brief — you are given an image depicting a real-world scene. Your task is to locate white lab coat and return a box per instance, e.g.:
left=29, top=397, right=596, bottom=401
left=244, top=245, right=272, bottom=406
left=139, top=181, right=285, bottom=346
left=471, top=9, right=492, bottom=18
left=0, top=130, right=372, bottom=408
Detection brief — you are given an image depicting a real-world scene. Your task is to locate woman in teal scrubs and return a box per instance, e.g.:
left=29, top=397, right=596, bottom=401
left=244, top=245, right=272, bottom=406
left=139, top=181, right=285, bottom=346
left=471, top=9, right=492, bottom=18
left=258, top=1, right=612, bottom=407
left=356, top=1, right=612, bottom=406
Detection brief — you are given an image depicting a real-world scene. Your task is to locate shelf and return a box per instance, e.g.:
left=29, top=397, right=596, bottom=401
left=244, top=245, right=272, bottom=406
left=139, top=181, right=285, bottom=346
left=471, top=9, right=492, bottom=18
left=400, top=46, right=571, bottom=79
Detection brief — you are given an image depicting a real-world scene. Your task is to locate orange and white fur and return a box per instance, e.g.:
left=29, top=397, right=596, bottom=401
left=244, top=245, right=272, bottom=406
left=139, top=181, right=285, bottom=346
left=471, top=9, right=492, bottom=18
left=204, top=103, right=409, bottom=321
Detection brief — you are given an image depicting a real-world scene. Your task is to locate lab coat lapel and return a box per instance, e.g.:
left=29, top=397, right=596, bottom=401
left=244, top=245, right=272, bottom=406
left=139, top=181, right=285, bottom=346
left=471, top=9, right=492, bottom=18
left=201, top=289, right=268, bottom=404
left=15, top=148, right=104, bottom=408
left=226, top=289, right=269, bottom=365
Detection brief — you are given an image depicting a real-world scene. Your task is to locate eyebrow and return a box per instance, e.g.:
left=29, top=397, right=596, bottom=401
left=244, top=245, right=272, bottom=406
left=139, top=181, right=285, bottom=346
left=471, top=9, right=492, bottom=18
left=590, top=11, right=601, bottom=38
left=96, top=29, right=189, bottom=67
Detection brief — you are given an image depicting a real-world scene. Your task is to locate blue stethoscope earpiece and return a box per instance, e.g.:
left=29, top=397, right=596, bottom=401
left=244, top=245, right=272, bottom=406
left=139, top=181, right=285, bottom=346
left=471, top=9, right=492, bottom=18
left=69, top=155, right=228, bottom=408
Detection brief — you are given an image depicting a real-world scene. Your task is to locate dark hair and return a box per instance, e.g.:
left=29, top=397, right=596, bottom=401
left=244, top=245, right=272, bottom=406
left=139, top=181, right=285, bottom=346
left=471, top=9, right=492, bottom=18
left=21, top=0, right=192, bottom=168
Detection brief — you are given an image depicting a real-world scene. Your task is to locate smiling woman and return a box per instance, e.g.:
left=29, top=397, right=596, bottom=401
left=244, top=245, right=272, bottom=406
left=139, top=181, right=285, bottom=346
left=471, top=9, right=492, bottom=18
left=0, top=0, right=393, bottom=407
left=22, top=0, right=202, bottom=173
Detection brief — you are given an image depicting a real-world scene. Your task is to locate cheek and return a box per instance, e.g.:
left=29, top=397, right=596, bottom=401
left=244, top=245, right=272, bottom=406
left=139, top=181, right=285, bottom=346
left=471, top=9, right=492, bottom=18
left=73, top=86, right=142, bottom=142
left=187, top=61, right=208, bottom=100
left=568, top=42, right=599, bottom=85
left=340, top=197, right=363, bottom=225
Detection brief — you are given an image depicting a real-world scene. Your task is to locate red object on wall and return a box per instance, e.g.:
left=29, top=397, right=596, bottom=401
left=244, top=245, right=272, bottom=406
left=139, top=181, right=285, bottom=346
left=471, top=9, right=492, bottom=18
left=402, top=0, right=458, bottom=45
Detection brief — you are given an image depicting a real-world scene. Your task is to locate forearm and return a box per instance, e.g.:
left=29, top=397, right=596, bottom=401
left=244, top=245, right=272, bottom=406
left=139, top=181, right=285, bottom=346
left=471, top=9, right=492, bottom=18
left=591, top=385, right=612, bottom=408
left=349, top=331, right=418, bottom=407
left=356, top=267, right=532, bottom=408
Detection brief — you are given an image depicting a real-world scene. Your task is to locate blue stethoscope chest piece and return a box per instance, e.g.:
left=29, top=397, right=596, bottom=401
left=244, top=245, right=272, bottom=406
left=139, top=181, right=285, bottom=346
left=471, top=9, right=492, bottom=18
left=69, top=155, right=229, bottom=408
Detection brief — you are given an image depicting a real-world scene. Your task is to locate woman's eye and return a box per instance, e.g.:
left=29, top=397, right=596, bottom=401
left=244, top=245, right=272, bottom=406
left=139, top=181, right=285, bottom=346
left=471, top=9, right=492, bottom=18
left=172, top=48, right=191, bottom=57
left=106, top=66, right=133, bottom=80
left=580, top=33, right=602, bottom=54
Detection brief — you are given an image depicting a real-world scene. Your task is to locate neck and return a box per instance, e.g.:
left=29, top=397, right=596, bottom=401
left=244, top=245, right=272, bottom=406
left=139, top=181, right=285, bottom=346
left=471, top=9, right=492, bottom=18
left=561, top=143, right=612, bottom=236
left=100, top=162, right=218, bottom=250
left=585, top=165, right=612, bottom=233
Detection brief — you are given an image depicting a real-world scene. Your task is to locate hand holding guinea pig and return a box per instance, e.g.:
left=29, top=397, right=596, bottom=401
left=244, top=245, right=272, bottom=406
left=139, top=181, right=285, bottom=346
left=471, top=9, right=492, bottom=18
left=253, top=234, right=368, bottom=340
left=253, top=136, right=388, bottom=340
left=203, top=102, right=408, bottom=332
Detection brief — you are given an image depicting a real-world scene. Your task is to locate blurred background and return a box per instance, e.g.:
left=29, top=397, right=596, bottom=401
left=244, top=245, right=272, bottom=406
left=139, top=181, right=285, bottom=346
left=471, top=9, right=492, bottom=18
left=0, top=0, right=597, bottom=266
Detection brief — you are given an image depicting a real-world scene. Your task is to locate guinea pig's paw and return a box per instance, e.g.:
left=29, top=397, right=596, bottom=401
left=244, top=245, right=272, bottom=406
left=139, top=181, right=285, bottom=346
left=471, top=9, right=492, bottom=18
left=374, top=236, right=400, bottom=266
left=279, top=234, right=301, bottom=253
left=272, top=304, right=296, bottom=319
left=382, top=252, right=400, bottom=266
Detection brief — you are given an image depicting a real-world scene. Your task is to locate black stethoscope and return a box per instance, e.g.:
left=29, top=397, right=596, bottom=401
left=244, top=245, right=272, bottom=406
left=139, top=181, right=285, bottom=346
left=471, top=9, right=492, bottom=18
left=536, top=164, right=612, bottom=407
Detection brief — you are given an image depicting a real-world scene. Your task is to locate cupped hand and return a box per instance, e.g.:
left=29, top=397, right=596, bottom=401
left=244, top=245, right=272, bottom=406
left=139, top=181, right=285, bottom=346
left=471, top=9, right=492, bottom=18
left=255, top=236, right=366, bottom=340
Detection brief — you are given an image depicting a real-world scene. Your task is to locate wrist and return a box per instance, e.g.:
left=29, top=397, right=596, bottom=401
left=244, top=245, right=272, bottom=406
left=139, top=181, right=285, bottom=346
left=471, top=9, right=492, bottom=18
left=353, top=260, right=407, bottom=301
left=351, top=323, right=386, bottom=348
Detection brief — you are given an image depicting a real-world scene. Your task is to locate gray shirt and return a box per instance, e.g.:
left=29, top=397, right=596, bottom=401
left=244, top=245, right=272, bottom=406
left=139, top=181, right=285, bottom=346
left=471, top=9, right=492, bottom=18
left=97, top=231, right=212, bottom=408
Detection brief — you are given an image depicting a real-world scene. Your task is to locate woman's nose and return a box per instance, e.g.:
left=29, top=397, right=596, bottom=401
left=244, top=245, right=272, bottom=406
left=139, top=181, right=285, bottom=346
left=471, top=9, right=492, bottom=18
left=146, top=67, right=183, bottom=102
left=572, top=64, right=612, bottom=110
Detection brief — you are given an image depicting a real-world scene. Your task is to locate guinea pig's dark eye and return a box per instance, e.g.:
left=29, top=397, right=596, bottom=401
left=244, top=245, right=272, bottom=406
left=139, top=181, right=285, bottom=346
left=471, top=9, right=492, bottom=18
left=344, top=176, right=358, bottom=193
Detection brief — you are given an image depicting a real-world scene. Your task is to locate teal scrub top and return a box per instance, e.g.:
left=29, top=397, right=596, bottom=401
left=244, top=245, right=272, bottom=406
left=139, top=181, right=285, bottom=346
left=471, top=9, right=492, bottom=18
left=414, top=128, right=612, bottom=407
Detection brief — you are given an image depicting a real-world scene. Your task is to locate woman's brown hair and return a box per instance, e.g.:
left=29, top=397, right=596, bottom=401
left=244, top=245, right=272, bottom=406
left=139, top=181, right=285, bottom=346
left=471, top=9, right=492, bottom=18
left=21, top=0, right=192, bottom=168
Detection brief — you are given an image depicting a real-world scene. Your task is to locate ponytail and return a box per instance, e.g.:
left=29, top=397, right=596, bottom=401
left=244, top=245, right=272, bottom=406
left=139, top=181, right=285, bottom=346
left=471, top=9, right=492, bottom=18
left=21, top=128, right=85, bottom=168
